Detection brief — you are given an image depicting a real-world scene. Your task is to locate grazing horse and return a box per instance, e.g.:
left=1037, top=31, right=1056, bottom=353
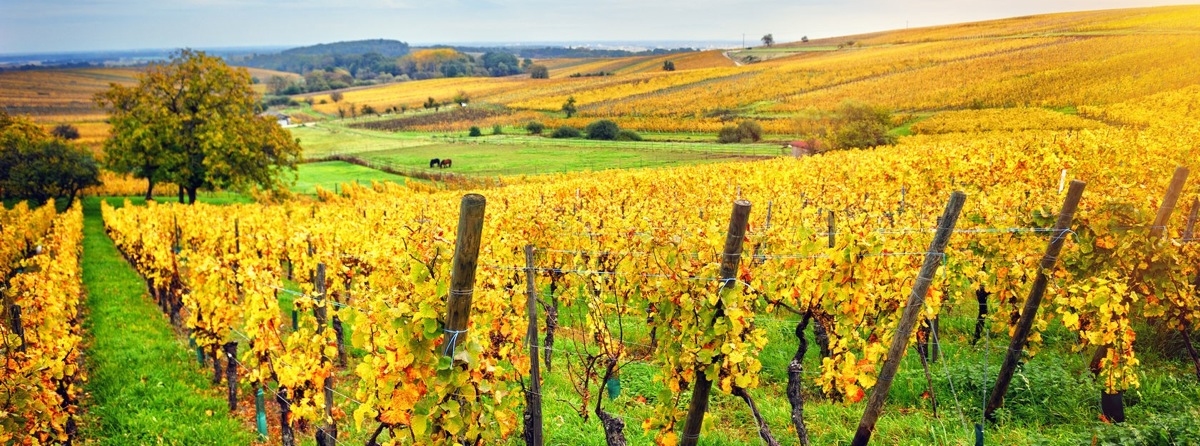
left=429, top=158, right=441, bottom=168
left=440, top=158, right=452, bottom=168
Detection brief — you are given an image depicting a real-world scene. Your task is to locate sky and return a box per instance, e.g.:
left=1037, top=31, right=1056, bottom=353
left=1, top=0, right=1195, bottom=54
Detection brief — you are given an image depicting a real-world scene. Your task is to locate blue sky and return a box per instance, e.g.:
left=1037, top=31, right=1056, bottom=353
left=1, top=0, right=1193, bottom=54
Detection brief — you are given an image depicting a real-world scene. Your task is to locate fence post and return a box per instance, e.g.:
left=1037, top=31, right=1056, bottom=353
left=679, top=199, right=751, bottom=446
left=443, top=194, right=487, bottom=358
left=8, top=304, right=25, bottom=353
left=1184, top=198, right=1198, bottom=242
left=314, top=263, right=338, bottom=445
left=851, top=191, right=966, bottom=446
left=985, top=180, right=1085, bottom=421
left=827, top=211, right=836, bottom=248
left=523, top=245, right=544, bottom=446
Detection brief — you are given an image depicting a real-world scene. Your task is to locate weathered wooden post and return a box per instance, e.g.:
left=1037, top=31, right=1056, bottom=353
left=8, top=304, right=25, bottom=353
left=851, top=191, right=966, bottom=446
left=985, top=180, right=1085, bottom=421
left=523, top=245, right=544, bottom=446
left=314, top=263, right=338, bottom=445
left=680, top=199, right=751, bottom=446
left=443, top=193, right=486, bottom=359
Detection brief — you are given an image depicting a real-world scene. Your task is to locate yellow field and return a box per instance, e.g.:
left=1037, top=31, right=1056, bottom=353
left=297, top=5, right=1200, bottom=134
left=4, top=5, right=1198, bottom=138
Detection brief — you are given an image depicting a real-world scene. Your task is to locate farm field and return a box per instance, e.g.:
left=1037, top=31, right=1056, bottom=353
left=4, top=5, right=1200, bottom=446
left=294, top=161, right=407, bottom=194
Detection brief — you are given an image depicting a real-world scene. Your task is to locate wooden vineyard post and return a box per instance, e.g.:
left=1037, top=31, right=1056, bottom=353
left=8, top=304, right=25, bottom=353
left=827, top=210, right=836, bottom=249
left=851, top=191, right=966, bottom=446
left=680, top=199, right=751, bottom=446
left=523, top=245, right=544, bottom=446
left=1184, top=198, right=1198, bottom=242
left=1089, top=166, right=1187, bottom=423
left=1184, top=198, right=1200, bottom=381
left=314, top=262, right=338, bottom=445
left=443, top=193, right=486, bottom=359
left=984, top=180, right=1086, bottom=421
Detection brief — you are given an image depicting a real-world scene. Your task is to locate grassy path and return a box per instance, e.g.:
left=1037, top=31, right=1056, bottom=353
left=79, top=198, right=254, bottom=445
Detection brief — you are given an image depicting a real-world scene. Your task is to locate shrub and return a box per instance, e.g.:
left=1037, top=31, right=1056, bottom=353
left=51, top=124, right=80, bottom=140
left=829, top=100, right=896, bottom=150
left=716, top=120, right=763, bottom=144
left=585, top=119, right=620, bottom=140
left=551, top=126, right=581, bottom=138
left=614, top=129, right=643, bottom=141
left=736, top=120, right=763, bottom=142
left=492, top=124, right=503, bottom=135
left=529, top=64, right=549, bottom=79
left=469, top=126, right=482, bottom=137
left=717, top=125, right=741, bottom=143
left=525, top=121, right=545, bottom=135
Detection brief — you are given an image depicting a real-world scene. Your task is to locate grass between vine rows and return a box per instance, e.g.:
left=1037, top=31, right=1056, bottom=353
left=78, top=197, right=255, bottom=445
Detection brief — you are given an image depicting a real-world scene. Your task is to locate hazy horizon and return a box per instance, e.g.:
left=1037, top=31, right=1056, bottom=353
left=2, top=0, right=1196, bottom=54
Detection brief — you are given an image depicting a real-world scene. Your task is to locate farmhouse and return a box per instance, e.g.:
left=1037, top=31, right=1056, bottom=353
left=260, top=111, right=291, bottom=127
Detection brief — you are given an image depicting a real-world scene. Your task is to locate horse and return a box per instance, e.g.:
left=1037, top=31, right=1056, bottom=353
left=440, top=158, right=452, bottom=168
left=429, top=158, right=441, bottom=168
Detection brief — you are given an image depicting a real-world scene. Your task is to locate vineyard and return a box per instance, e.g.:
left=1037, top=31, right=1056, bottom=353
left=2, top=5, right=1199, bottom=445
left=283, top=6, right=1200, bottom=135
left=1, top=200, right=85, bottom=443
left=84, top=113, right=1200, bottom=444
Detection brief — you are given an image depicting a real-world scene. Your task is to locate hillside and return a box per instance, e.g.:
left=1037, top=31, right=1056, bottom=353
left=232, top=39, right=411, bottom=76
left=302, top=5, right=1200, bottom=134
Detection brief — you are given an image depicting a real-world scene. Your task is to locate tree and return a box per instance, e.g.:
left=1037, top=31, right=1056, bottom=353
left=585, top=119, right=620, bottom=140
left=469, top=126, right=482, bottom=137
left=482, top=52, right=521, bottom=76
left=562, top=96, right=577, bottom=118
left=801, top=36, right=809, bottom=43
left=51, top=123, right=80, bottom=140
left=0, top=130, right=100, bottom=204
left=529, top=64, right=550, bottom=79
left=663, top=60, right=676, bottom=71
left=96, top=49, right=302, bottom=204
left=762, top=34, right=775, bottom=47
left=330, top=91, right=344, bottom=102
left=361, top=104, right=377, bottom=116
left=267, top=75, right=290, bottom=95
left=521, top=58, right=534, bottom=70
left=828, top=100, right=897, bottom=150
left=525, top=121, right=545, bottom=135
left=453, top=90, right=470, bottom=106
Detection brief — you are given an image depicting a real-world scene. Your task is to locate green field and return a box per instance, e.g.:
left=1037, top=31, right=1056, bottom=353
left=294, top=160, right=407, bottom=194
left=291, top=122, right=782, bottom=178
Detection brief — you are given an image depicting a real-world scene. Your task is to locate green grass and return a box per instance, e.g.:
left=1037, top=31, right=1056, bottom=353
left=78, top=197, right=255, bottom=445
left=291, top=121, right=782, bottom=177
left=891, top=113, right=935, bottom=137
left=294, top=161, right=407, bottom=194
